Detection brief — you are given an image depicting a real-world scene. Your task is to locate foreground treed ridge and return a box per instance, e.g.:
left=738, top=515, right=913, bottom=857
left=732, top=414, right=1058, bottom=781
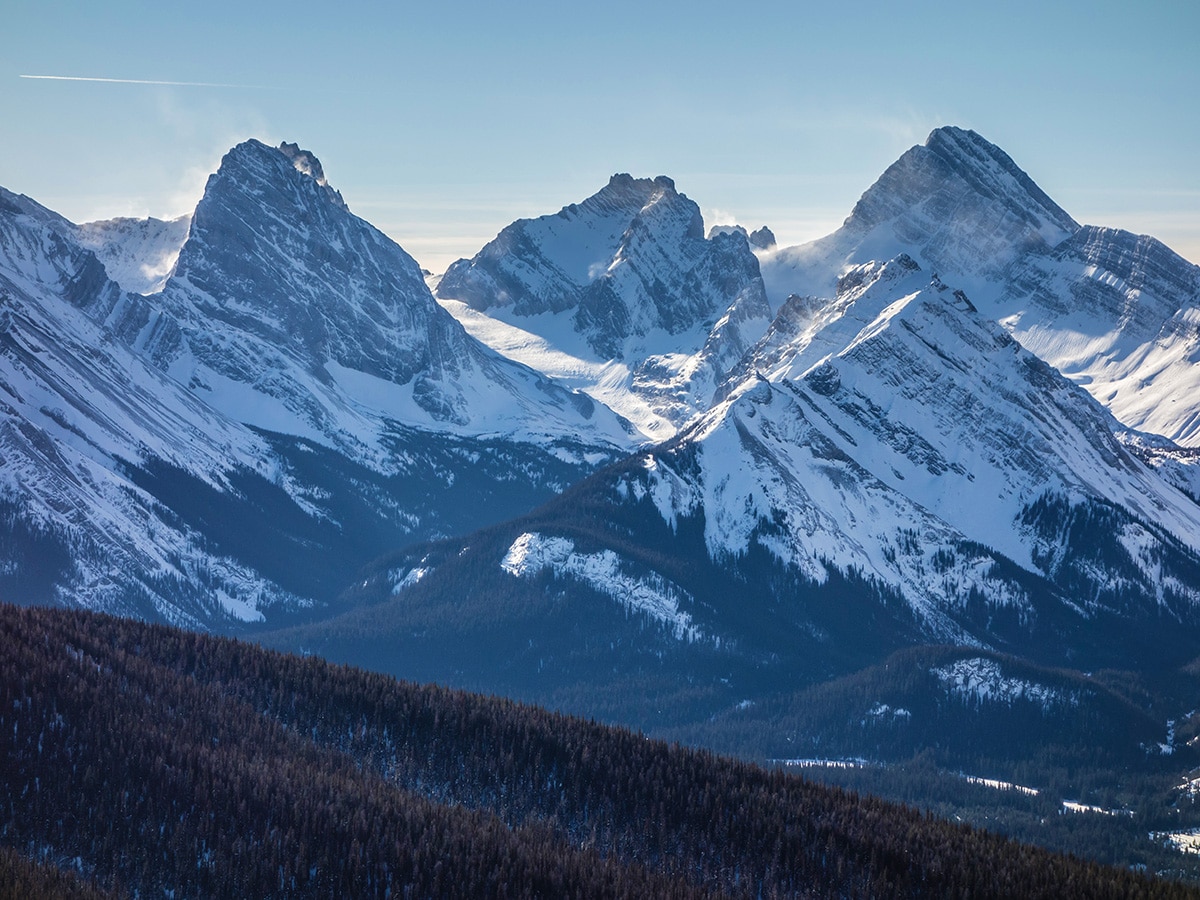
left=0, top=604, right=1193, bottom=899
left=0, top=845, right=115, bottom=900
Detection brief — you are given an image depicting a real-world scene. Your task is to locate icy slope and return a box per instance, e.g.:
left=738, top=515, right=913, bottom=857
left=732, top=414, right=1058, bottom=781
left=437, top=175, right=772, bottom=438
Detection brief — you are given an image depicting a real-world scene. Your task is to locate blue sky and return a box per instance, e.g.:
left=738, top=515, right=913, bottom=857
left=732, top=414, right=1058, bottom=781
left=4, top=0, right=1198, bottom=272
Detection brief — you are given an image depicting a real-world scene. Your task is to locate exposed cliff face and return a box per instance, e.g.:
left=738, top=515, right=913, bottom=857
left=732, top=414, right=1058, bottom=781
left=166, top=139, right=438, bottom=388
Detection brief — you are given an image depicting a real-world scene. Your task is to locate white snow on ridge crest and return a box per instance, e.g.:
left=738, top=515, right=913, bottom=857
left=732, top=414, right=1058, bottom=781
left=501, top=532, right=700, bottom=640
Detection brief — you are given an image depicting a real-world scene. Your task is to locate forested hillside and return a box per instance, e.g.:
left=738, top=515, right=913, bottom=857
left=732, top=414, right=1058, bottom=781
left=0, top=846, right=114, bottom=900
left=0, top=603, right=1195, bottom=899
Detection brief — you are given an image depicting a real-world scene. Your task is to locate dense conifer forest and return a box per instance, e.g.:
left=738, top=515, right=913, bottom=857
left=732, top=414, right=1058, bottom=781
left=0, top=845, right=114, bottom=900
left=2, top=602, right=1197, bottom=898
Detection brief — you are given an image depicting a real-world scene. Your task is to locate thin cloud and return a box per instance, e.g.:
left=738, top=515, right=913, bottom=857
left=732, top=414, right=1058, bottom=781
left=20, top=74, right=266, bottom=89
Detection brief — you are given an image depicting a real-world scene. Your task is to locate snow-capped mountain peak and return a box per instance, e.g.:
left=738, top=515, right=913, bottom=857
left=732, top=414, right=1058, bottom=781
left=436, top=174, right=773, bottom=438
left=277, top=140, right=334, bottom=190
left=846, top=126, right=1079, bottom=252
left=0, top=184, right=191, bottom=296
left=167, top=138, right=443, bottom=389
left=441, top=172, right=700, bottom=322
left=758, top=127, right=1081, bottom=304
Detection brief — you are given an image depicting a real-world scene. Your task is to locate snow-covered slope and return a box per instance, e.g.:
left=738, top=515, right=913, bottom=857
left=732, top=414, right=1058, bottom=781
left=436, top=174, right=772, bottom=439
left=986, top=226, right=1200, bottom=445
left=73, top=214, right=191, bottom=294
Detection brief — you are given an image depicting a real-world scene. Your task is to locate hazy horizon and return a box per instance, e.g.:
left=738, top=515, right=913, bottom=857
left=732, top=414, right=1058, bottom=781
left=5, top=1, right=1197, bottom=272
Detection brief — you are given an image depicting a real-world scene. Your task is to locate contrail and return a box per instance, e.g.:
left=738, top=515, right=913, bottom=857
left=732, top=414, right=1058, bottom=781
left=20, top=74, right=262, bottom=88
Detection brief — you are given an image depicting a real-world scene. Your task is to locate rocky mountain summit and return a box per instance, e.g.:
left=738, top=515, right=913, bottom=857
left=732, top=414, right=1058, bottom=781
left=437, top=173, right=772, bottom=438
left=758, top=126, right=1200, bottom=448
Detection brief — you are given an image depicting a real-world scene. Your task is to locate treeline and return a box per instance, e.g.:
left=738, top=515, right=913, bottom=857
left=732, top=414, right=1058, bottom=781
left=2, top=603, right=1197, bottom=899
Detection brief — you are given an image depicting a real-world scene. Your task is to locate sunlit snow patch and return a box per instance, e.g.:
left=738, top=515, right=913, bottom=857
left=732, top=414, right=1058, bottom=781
left=867, top=703, right=912, bottom=720
left=1154, top=829, right=1200, bottom=855
left=501, top=532, right=701, bottom=640
left=390, top=566, right=429, bottom=594
left=772, top=758, right=872, bottom=770
left=963, top=775, right=1040, bottom=796
left=1062, top=800, right=1132, bottom=817
left=932, top=657, right=1079, bottom=709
